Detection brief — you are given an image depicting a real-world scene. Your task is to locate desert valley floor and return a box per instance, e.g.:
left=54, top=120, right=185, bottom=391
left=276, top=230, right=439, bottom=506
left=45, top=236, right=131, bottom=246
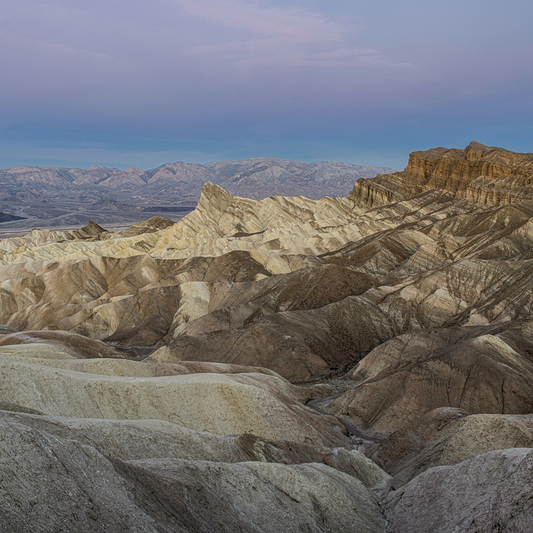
left=1, top=141, right=533, bottom=532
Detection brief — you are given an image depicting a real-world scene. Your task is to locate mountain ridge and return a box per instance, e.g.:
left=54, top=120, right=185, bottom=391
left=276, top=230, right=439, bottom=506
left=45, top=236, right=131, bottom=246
left=0, top=157, right=395, bottom=204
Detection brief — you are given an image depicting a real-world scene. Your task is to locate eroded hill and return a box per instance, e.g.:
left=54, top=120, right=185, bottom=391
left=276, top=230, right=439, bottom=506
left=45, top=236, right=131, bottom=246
left=1, top=141, right=533, bottom=532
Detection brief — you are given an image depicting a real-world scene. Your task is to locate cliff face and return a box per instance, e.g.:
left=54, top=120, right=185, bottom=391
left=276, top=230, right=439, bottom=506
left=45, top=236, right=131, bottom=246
left=349, top=141, right=533, bottom=208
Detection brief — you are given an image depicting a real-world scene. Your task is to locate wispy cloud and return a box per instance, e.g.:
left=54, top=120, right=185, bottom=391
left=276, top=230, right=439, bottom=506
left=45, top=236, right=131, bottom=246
left=175, top=0, right=410, bottom=70
left=175, top=0, right=346, bottom=44
left=306, top=47, right=415, bottom=68
left=184, top=40, right=414, bottom=69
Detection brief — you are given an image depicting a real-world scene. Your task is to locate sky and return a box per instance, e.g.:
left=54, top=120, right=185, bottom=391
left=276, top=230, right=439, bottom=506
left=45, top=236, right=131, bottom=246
left=0, top=0, right=532, bottom=170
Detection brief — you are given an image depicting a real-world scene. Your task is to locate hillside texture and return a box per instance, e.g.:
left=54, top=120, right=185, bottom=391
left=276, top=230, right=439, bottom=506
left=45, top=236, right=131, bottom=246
left=1, top=141, right=533, bottom=532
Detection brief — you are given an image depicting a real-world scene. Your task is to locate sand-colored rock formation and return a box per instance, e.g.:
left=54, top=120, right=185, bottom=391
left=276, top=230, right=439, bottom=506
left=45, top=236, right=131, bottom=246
left=0, top=344, right=345, bottom=445
left=0, top=337, right=387, bottom=531
left=350, top=141, right=533, bottom=208
left=326, top=326, right=533, bottom=436
left=0, top=409, right=386, bottom=533
left=118, top=216, right=176, bottom=237
left=1, top=171, right=532, bottom=381
left=0, top=220, right=111, bottom=254
left=2, top=142, right=533, bottom=530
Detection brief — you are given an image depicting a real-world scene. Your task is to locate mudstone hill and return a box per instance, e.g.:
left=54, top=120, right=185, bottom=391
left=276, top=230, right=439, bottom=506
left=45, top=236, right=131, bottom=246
left=1, top=141, right=533, bottom=532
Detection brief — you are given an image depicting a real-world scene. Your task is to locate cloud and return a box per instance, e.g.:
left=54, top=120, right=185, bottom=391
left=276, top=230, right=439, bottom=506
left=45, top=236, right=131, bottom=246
left=174, top=0, right=410, bottom=70
left=175, top=0, right=346, bottom=44
left=308, top=47, right=415, bottom=68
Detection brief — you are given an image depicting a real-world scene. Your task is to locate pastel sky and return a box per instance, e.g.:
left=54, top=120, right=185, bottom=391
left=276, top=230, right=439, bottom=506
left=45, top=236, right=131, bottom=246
left=1, top=0, right=532, bottom=170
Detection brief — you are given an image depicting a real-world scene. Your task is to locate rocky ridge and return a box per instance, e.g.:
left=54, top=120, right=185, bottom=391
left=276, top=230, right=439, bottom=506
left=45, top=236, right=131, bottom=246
left=1, top=142, right=533, bottom=531
left=350, top=140, right=533, bottom=208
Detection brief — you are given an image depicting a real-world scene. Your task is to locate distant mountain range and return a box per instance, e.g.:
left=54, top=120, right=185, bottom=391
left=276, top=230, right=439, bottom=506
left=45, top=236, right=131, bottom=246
left=0, top=158, right=395, bottom=204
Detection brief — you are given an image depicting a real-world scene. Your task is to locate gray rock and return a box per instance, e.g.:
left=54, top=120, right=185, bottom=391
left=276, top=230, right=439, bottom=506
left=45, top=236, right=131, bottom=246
left=383, top=448, right=533, bottom=532
left=0, top=410, right=389, bottom=488
left=117, top=459, right=385, bottom=533
left=372, top=409, right=533, bottom=487
left=0, top=414, right=386, bottom=533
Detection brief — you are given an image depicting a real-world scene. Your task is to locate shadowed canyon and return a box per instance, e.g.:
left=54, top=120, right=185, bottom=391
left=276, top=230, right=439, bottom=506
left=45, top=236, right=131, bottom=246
left=1, top=141, right=533, bottom=532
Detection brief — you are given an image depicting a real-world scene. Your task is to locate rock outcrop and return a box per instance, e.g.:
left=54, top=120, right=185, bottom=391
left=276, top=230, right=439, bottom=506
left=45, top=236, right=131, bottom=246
left=326, top=325, right=533, bottom=436
left=0, top=344, right=345, bottom=445
left=371, top=409, right=533, bottom=488
left=349, top=141, right=533, bottom=208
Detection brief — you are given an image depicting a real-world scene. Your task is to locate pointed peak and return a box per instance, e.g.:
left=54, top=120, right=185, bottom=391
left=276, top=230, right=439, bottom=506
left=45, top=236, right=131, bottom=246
left=201, top=181, right=230, bottom=194
left=76, top=221, right=107, bottom=237
left=197, top=182, right=236, bottom=215
left=467, top=141, right=489, bottom=149
left=464, top=141, right=491, bottom=161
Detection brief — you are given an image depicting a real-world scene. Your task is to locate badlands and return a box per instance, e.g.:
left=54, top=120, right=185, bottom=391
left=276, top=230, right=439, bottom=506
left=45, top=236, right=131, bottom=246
left=1, top=141, right=533, bottom=532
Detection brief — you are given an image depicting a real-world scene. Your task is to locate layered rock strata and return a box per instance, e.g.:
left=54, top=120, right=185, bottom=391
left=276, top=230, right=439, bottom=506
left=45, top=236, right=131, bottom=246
left=349, top=141, right=533, bottom=208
